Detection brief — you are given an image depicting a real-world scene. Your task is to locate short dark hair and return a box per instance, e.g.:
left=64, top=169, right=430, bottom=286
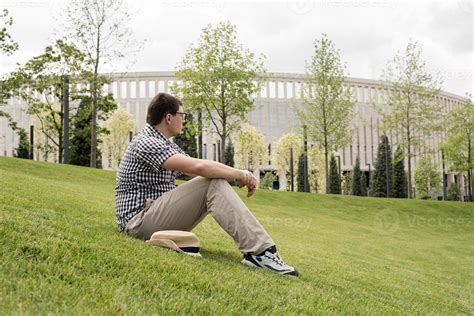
left=146, top=93, right=182, bottom=126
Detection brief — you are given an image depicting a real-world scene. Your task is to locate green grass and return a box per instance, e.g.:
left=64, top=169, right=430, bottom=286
left=0, top=156, right=473, bottom=314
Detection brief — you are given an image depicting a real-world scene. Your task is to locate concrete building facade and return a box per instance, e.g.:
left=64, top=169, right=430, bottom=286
left=0, top=71, right=468, bottom=199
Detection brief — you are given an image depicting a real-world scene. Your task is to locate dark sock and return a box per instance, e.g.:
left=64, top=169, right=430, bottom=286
left=256, top=245, right=277, bottom=256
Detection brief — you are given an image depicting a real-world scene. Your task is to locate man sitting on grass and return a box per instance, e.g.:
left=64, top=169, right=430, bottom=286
left=115, top=92, right=299, bottom=277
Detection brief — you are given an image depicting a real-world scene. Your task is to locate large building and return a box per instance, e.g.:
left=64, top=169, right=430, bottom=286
left=0, top=71, right=468, bottom=198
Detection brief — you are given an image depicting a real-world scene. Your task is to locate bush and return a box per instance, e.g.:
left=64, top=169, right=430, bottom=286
left=447, top=183, right=461, bottom=201
left=259, top=172, right=275, bottom=190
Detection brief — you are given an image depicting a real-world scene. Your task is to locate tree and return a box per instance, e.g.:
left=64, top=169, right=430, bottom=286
left=370, top=135, right=393, bottom=197
left=442, top=95, right=473, bottom=201
left=174, top=115, right=198, bottom=158
left=297, top=154, right=310, bottom=192
left=259, top=172, right=275, bottom=190
left=234, top=124, right=267, bottom=172
left=342, top=173, right=352, bottom=195
left=328, top=154, right=341, bottom=194
left=0, top=9, right=21, bottom=139
left=15, top=128, right=29, bottom=159
left=378, top=40, right=443, bottom=198
left=307, top=146, right=326, bottom=193
left=351, top=156, right=364, bottom=196
left=297, top=34, right=354, bottom=194
left=224, top=141, right=235, bottom=167
left=360, top=171, right=368, bottom=196
left=70, top=94, right=116, bottom=167
left=392, top=145, right=408, bottom=198
left=0, top=9, right=18, bottom=56
left=65, top=0, right=140, bottom=168
left=414, top=157, right=440, bottom=199
left=447, top=183, right=461, bottom=201
left=11, top=40, right=91, bottom=163
left=273, top=133, right=301, bottom=191
left=102, top=109, right=135, bottom=169
left=174, top=22, right=266, bottom=163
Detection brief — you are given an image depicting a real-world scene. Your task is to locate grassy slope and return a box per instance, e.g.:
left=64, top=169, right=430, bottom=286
left=0, top=156, right=473, bottom=314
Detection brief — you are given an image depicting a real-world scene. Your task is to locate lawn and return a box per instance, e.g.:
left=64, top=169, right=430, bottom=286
left=0, top=156, right=473, bottom=314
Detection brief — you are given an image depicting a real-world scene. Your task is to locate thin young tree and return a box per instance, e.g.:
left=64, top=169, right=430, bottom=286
left=10, top=40, right=91, bottom=163
left=351, top=156, right=363, bottom=196
left=174, top=22, right=266, bottom=163
left=328, top=154, right=341, bottom=194
left=65, top=0, right=140, bottom=168
left=442, top=94, right=474, bottom=201
left=370, top=135, right=393, bottom=197
left=297, top=34, right=354, bottom=193
left=378, top=40, right=443, bottom=198
left=273, top=133, right=301, bottom=191
left=392, top=145, right=408, bottom=198
left=234, top=124, right=267, bottom=172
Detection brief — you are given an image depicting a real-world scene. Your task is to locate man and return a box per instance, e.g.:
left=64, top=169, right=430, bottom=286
left=116, top=93, right=299, bottom=277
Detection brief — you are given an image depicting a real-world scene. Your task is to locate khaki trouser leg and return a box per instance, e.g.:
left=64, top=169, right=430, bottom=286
left=124, top=176, right=274, bottom=255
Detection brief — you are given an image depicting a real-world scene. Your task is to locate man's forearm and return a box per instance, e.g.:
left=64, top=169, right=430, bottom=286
left=196, top=160, right=243, bottom=182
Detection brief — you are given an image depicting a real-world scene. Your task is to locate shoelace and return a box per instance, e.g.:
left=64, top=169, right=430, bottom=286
left=264, top=252, right=286, bottom=267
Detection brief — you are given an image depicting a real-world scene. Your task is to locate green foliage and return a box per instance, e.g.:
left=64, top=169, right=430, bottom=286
left=298, top=34, right=354, bottom=193
left=342, top=172, right=352, bottom=195
left=447, top=183, right=461, bottom=201
left=1, top=156, right=473, bottom=314
left=174, top=115, right=198, bottom=158
left=14, top=129, right=29, bottom=159
left=370, top=135, right=393, bottom=197
left=259, top=172, right=275, bottom=190
left=442, top=95, right=473, bottom=200
left=351, top=157, right=363, bottom=196
left=273, top=134, right=301, bottom=190
left=360, top=171, right=367, bottom=196
left=224, top=141, right=235, bottom=167
left=0, top=9, right=18, bottom=56
left=9, top=39, right=91, bottom=163
left=414, top=157, right=440, bottom=200
left=65, top=0, right=139, bottom=167
left=297, top=154, right=309, bottom=192
left=379, top=40, right=442, bottom=198
left=174, top=21, right=266, bottom=163
left=70, top=95, right=116, bottom=167
left=234, top=124, right=267, bottom=172
left=328, top=155, right=341, bottom=194
left=392, top=145, right=408, bottom=198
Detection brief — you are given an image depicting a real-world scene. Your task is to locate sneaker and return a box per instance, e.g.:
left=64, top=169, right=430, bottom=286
left=241, top=245, right=299, bottom=277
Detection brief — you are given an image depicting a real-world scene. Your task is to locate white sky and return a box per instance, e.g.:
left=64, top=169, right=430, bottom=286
left=1, top=0, right=473, bottom=96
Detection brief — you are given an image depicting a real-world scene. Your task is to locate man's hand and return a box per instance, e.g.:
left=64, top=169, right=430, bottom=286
left=237, top=170, right=257, bottom=197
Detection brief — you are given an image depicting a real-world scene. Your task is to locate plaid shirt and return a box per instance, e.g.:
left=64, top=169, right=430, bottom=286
left=115, top=123, right=186, bottom=231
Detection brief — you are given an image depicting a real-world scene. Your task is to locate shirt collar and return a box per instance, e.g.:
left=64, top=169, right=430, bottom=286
left=145, top=123, right=169, bottom=143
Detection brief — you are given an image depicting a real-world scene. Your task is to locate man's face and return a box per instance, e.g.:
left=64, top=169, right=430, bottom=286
left=171, top=105, right=186, bottom=135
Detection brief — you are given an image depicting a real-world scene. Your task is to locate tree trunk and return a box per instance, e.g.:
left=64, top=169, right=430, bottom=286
left=197, top=111, right=202, bottom=159
left=441, top=149, right=447, bottom=200
left=90, top=72, right=98, bottom=168
left=324, top=149, right=329, bottom=194
left=90, top=31, right=100, bottom=168
left=220, top=134, right=226, bottom=164
left=468, top=135, right=472, bottom=201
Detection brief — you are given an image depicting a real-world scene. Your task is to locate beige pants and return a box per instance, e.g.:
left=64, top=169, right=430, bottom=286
left=124, top=177, right=274, bottom=255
